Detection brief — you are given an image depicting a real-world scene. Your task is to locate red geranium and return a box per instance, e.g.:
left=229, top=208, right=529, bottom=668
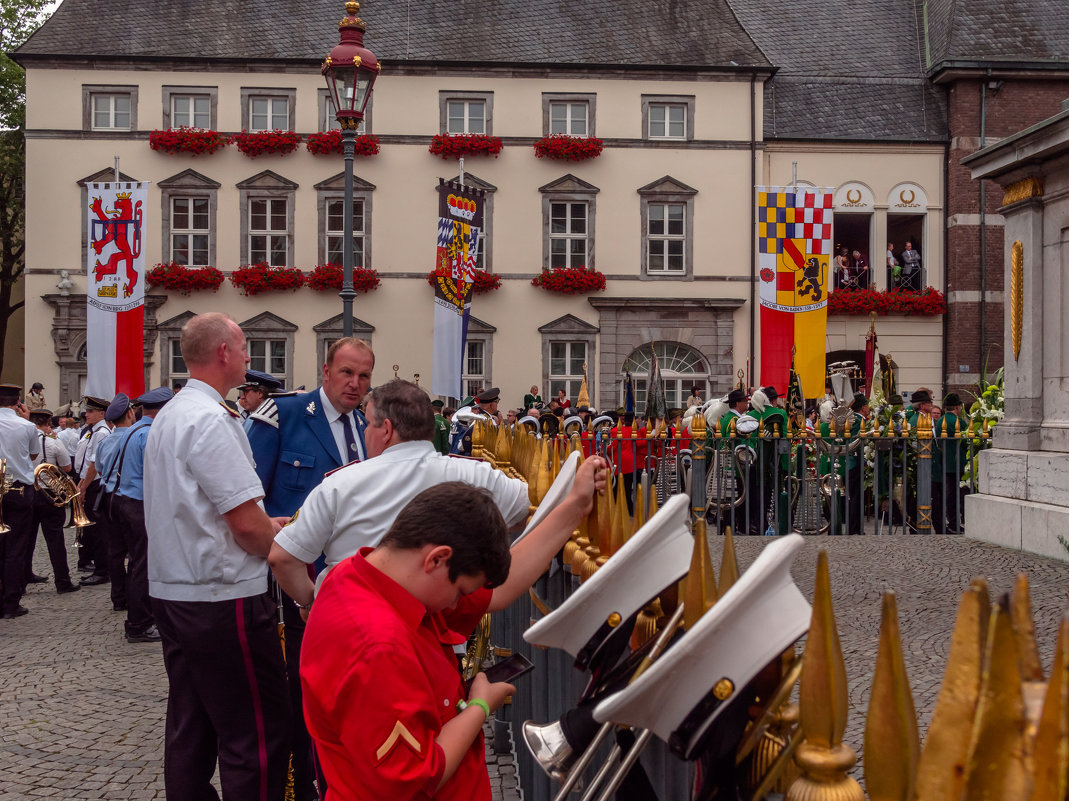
left=149, top=128, right=230, bottom=156
left=233, top=130, right=301, bottom=158
left=531, top=266, right=606, bottom=295
left=425, top=266, right=501, bottom=295
left=306, top=263, right=381, bottom=293
left=532, top=135, right=603, bottom=161
left=146, top=263, right=225, bottom=294
left=428, top=133, right=503, bottom=160
left=827, top=287, right=946, bottom=316
left=229, top=263, right=305, bottom=296
left=305, top=131, right=381, bottom=157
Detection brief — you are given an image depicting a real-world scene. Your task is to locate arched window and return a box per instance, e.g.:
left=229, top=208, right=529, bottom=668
left=623, top=342, right=708, bottom=410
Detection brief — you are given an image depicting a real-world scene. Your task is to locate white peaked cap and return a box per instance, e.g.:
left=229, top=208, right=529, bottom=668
left=523, top=494, right=694, bottom=658
left=512, top=451, right=579, bottom=545
left=452, top=406, right=476, bottom=424
left=592, top=534, right=810, bottom=753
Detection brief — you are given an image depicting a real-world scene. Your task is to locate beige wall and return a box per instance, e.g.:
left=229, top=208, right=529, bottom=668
left=21, top=62, right=942, bottom=407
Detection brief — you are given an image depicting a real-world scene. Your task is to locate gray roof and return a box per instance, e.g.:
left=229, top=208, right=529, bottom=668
left=16, top=0, right=771, bottom=68
left=729, top=0, right=947, bottom=142
left=925, top=0, right=1069, bottom=71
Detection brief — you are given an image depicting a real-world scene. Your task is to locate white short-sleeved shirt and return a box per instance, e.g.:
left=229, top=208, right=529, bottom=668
left=76, top=420, right=110, bottom=476
left=275, top=439, right=529, bottom=590
left=33, top=431, right=72, bottom=471
left=58, top=427, right=80, bottom=458
left=0, top=408, right=40, bottom=484
left=144, top=378, right=268, bottom=602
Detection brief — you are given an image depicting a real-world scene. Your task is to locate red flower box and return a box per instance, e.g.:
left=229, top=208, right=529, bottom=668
left=425, top=266, right=501, bottom=295
left=233, top=130, right=301, bottom=158
left=827, top=287, right=946, bottom=316
left=531, top=266, right=606, bottom=295
left=532, top=135, right=603, bottom=161
left=149, top=128, right=230, bottom=156
left=428, top=133, right=503, bottom=160
left=229, top=263, right=305, bottom=296
left=306, top=263, right=381, bottom=293
left=305, top=131, right=381, bottom=157
left=146, top=262, right=225, bottom=294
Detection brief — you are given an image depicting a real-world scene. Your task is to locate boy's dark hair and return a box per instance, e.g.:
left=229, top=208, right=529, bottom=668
left=366, top=379, right=436, bottom=442
left=380, top=482, right=511, bottom=587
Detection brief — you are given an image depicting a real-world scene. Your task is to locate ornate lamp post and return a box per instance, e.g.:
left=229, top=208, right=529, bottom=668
left=322, top=1, right=380, bottom=337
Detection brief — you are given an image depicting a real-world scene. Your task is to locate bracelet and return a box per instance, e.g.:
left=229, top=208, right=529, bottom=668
left=295, top=598, right=313, bottom=610
left=456, top=698, right=491, bottom=721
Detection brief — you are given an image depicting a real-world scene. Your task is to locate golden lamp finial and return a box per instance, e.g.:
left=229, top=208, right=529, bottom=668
left=718, top=526, right=739, bottom=596
left=682, top=517, right=717, bottom=631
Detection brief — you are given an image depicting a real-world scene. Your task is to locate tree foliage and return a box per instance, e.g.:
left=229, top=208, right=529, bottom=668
left=0, top=0, right=52, bottom=375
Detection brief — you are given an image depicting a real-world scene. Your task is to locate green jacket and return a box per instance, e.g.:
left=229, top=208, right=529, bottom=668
left=935, top=411, right=968, bottom=474
left=819, top=414, right=861, bottom=475
left=433, top=413, right=450, bottom=455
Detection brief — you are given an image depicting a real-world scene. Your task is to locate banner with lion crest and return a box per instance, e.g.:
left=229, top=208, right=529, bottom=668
left=757, top=186, right=833, bottom=398
left=85, top=181, right=148, bottom=399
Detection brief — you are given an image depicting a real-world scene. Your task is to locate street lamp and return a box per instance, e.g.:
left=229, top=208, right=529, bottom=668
left=322, top=1, right=380, bottom=337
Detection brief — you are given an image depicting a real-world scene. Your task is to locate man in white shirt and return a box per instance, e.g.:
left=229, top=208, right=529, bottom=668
left=75, top=395, right=112, bottom=586
left=269, top=379, right=530, bottom=610
left=0, top=384, right=40, bottom=618
left=28, top=408, right=79, bottom=594
left=144, top=312, right=290, bottom=801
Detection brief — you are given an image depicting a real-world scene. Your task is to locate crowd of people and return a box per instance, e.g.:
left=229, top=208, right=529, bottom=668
left=833, top=241, right=923, bottom=290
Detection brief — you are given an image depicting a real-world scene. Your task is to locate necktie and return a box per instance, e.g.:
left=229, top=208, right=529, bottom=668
left=339, top=412, right=359, bottom=462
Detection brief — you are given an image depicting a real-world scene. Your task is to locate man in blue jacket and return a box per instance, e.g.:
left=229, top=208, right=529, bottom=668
left=246, top=336, right=374, bottom=801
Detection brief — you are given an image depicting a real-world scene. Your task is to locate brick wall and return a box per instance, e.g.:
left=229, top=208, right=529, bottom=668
left=944, top=78, right=1069, bottom=395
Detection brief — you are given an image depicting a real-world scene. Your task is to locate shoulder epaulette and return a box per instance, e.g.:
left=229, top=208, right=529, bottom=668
left=248, top=397, right=279, bottom=429
left=447, top=453, right=483, bottom=462
left=323, top=458, right=361, bottom=478
left=219, top=401, right=241, bottom=419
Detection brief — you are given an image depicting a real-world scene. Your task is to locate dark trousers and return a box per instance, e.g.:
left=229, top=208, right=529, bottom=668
left=32, top=491, right=74, bottom=588
left=152, top=592, right=291, bottom=801
left=0, top=485, right=35, bottom=612
left=82, top=482, right=111, bottom=577
left=279, top=593, right=318, bottom=801
left=111, top=496, right=152, bottom=632
left=846, top=463, right=864, bottom=535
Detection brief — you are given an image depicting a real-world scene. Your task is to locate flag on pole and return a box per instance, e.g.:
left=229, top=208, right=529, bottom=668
left=85, top=181, right=148, bottom=399
left=577, top=361, right=590, bottom=408
left=623, top=371, right=634, bottom=413
left=757, top=186, right=833, bottom=398
left=431, top=179, right=485, bottom=400
left=643, top=343, right=668, bottom=423
left=786, top=348, right=804, bottom=424
left=864, top=316, right=878, bottom=397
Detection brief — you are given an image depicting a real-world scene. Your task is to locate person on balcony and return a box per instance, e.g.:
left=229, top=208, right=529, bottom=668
left=900, top=242, right=922, bottom=290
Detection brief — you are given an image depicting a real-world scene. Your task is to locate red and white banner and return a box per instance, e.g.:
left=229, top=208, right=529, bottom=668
left=85, top=181, right=148, bottom=399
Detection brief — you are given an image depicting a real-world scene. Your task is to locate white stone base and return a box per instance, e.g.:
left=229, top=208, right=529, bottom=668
left=965, top=494, right=1069, bottom=561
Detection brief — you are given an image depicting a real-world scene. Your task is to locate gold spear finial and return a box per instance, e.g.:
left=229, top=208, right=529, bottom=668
left=683, top=517, right=717, bottom=631
left=786, top=549, right=863, bottom=801
left=1011, top=573, right=1045, bottom=682
left=864, top=592, right=920, bottom=801
left=961, top=595, right=1032, bottom=801
left=1030, top=612, right=1068, bottom=801
left=718, top=525, right=739, bottom=596
left=915, top=578, right=990, bottom=801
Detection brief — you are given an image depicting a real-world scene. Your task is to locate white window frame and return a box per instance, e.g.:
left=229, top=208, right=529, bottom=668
left=84, top=90, right=136, bottom=131
left=170, top=196, right=211, bottom=267
left=638, top=176, right=697, bottom=279
left=542, top=93, right=596, bottom=138
left=248, top=338, right=287, bottom=377
left=463, top=340, right=486, bottom=400
left=169, top=340, right=189, bottom=381
left=248, top=198, right=290, bottom=267
left=162, top=86, right=218, bottom=130
left=550, top=102, right=588, bottom=136
left=325, top=198, right=366, bottom=267
left=641, top=95, right=695, bottom=141
left=646, top=202, right=687, bottom=274
left=549, top=202, right=589, bottom=270
left=548, top=341, right=587, bottom=404
left=439, top=91, right=494, bottom=135
left=240, top=88, right=297, bottom=132
left=170, top=94, right=211, bottom=129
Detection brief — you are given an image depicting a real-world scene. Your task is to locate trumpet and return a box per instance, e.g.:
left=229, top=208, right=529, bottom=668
left=33, top=463, right=93, bottom=529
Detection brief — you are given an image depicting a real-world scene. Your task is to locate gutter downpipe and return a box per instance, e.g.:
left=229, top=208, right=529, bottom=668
left=942, top=136, right=950, bottom=397
left=749, top=71, right=757, bottom=385
left=979, top=75, right=988, bottom=380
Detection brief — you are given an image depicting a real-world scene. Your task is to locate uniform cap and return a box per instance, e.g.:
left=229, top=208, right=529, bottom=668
left=238, top=369, right=283, bottom=392
left=943, top=392, right=962, bottom=407
left=136, top=386, right=175, bottom=407
left=28, top=408, right=53, bottom=421
left=762, top=386, right=779, bottom=401
left=0, top=383, right=21, bottom=403
left=31, top=382, right=44, bottom=391
left=475, top=387, right=501, bottom=404
left=430, top=398, right=444, bottom=408
left=83, top=395, right=109, bottom=411
left=910, top=389, right=932, bottom=404
left=850, top=392, right=868, bottom=412
left=105, top=393, right=131, bottom=421
left=887, top=393, right=904, bottom=406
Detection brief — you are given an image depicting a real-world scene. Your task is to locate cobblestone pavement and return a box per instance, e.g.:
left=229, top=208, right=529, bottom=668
left=1, top=530, right=1066, bottom=799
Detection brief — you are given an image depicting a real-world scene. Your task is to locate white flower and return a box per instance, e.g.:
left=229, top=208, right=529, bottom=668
left=306, top=401, right=316, bottom=415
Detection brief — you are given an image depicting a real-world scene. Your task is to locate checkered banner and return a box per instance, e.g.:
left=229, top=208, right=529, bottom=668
left=431, top=179, right=486, bottom=400
left=757, top=186, right=834, bottom=398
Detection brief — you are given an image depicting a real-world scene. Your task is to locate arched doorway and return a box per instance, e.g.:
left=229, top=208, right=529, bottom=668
left=623, top=341, right=709, bottom=410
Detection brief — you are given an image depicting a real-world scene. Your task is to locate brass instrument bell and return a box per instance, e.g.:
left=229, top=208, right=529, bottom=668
left=33, top=463, right=93, bottom=529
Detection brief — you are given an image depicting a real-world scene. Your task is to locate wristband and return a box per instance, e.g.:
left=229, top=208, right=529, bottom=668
left=295, top=598, right=313, bottom=611
left=457, top=698, right=491, bottom=721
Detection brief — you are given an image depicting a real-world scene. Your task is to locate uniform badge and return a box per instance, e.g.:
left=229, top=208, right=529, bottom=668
left=218, top=402, right=240, bottom=419
left=306, top=400, right=316, bottom=415
left=375, top=720, right=422, bottom=762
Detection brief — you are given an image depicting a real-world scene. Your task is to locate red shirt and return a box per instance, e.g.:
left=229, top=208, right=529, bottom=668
left=301, top=548, right=492, bottom=801
left=608, top=425, right=649, bottom=474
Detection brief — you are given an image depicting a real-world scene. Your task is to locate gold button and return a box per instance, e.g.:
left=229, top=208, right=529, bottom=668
left=607, top=612, right=621, bottom=628
left=713, top=678, right=734, bottom=700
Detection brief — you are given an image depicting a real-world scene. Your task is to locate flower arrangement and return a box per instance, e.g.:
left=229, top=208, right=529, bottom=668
left=229, top=262, right=305, bottom=296
left=532, top=135, right=604, bottom=161
left=305, top=131, right=381, bottom=157
left=233, top=130, right=301, bottom=158
left=149, top=128, right=230, bottom=156
left=424, top=266, right=502, bottom=295
left=827, top=287, right=946, bottom=316
left=306, top=263, right=381, bottom=293
left=428, top=133, right=503, bottom=160
left=145, top=262, right=226, bottom=294
left=531, top=266, right=606, bottom=295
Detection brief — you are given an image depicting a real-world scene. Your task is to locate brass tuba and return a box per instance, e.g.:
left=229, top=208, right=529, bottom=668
left=33, top=463, right=93, bottom=529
